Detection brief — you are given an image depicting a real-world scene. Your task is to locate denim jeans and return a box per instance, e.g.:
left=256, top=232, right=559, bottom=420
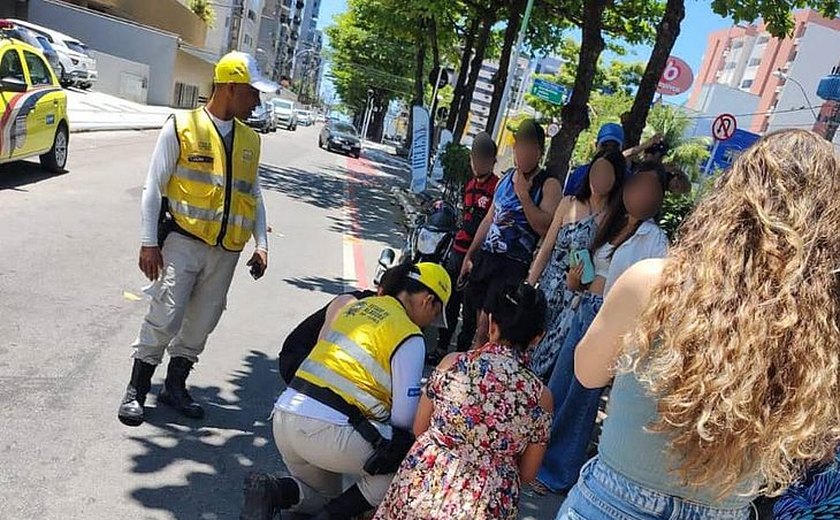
left=556, top=458, right=752, bottom=520
left=537, top=292, right=604, bottom=492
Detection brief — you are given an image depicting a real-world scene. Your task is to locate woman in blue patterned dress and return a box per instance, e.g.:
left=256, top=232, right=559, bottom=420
left=528, top=149, right=626, bottom=379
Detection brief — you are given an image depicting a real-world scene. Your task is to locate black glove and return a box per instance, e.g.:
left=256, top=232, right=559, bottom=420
left=363, top=427, right=415, bottom=475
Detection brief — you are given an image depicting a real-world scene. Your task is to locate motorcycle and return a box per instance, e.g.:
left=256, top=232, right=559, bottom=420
left=374, top=198, right=458, bottom=285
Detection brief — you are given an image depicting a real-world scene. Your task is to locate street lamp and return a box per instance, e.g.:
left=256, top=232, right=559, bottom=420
left=773, top=68, right=819, bottom=120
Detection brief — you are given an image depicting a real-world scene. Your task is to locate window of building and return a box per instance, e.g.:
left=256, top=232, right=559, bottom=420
left=24, top=51, right=52, bottom=86
left=248, top=9, right=257, bottom=22
left=0, top=49, right=24, bottom=82
left=243, top=34, right=252, bottom=46
left=731, top=39, right=744, bottom=49
left=789, top=50, right=798, bottom=62
left=225, top=16, right=230, bottom=28
left=740, top=79, right=754, bottom=89
left=748, top=58, right=761, bottom=67
left=724, top=61, right=736, bottom=70
left=796, top=24, right=807, bottom=38
left=757, top=34, right=770, bottom=44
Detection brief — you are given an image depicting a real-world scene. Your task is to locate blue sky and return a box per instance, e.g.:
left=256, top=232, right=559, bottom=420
left=316, top=0, right=735, bottom=103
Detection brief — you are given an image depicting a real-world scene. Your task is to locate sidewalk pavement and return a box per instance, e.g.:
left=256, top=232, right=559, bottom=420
left=66, top=89, right=178, bottom=133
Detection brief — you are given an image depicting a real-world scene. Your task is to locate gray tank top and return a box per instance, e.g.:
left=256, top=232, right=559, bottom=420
left=600, top=371, right=758, bottom=509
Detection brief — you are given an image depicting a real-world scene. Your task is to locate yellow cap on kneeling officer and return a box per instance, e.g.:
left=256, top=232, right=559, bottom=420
left=409, top=262, right=452, bottom=328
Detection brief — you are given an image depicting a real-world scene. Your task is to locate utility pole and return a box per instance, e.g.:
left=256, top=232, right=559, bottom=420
left=490, top=0, right=536, bottom=142
left=227, top=0, right=245, bottom=53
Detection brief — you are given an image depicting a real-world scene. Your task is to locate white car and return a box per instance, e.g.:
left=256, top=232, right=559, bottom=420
left=9, top=19, right=97, bottom=89
left=296, top=109, right=313, bottom=127
left=271, top=98, right=298, bottom=131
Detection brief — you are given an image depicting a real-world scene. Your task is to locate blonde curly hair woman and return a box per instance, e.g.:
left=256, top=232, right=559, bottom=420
left=558, top=129, right=840, bottom=520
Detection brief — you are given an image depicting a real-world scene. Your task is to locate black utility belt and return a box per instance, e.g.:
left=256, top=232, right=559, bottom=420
left=288, top=378, right=385, bottom=447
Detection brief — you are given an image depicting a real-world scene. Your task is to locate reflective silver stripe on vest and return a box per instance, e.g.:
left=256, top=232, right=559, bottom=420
left=228, top=214, right=255, bottom=231
left=298, top=359, right=390, bottom=420
left=233, top=179, right=253, bottom=195
left=323, top=330, right=392, bottom=393
left=173, top=166, right=225, bottom=188
left=169, top=199, right=223, bottom=222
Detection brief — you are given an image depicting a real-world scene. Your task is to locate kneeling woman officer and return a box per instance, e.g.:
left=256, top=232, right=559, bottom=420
left=242, top=262, right=451, bottom=520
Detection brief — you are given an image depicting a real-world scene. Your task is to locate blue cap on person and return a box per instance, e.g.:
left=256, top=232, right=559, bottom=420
left=214, top=51, right=279, bottom=93
left=597, top=123, right=625, bottom=148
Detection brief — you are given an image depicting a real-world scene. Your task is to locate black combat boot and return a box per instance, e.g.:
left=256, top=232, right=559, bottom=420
left=240, top=473, right=300, bottom=520
left=117, top=359, right=157, bottom=427
left=158, top=356, right=204, bottom=419
left=311, top=485, right=373, bottom=520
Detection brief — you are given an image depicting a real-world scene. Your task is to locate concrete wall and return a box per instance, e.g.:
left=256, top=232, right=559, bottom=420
left=29, top=0, right=178, bottom=106
left=62, top=0, right=207, bottom=46
left=694, top=83, right=760, bottom=135
left=89, top=50, right=149, bottom=104
left=173, top=50, right=214, bottom=106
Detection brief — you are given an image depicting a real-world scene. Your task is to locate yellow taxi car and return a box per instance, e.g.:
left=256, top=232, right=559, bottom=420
left=0, top=23, right=69, bottom=172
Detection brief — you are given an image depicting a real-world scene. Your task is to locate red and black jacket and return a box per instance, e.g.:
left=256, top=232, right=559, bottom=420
left=454, top=174, right=498, bottom=254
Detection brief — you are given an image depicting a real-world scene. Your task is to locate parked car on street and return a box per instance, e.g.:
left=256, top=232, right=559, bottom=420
left=271, top=98, right=297, bottom=131
left=296, top=109, right=313, bottom=126
left=0, top=35, right=70, bottom=172
left=245, top=103, right=273, bottom=134
left=9, top=19, right=97, bottom=89
left=319, top=121, right=361, bottom=159
left=0, top=21, right=61, bottom=76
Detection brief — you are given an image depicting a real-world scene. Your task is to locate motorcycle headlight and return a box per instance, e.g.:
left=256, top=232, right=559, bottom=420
left=416, top=228, right=446, bottom=255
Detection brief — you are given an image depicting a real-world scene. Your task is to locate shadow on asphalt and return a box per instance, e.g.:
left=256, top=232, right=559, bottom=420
left=0, top=161, right=69, bottom=191
left=283, top=275, right=354, bottom=295
left=258, top=161, right=404, bottom=248
left=128, top=350, right=285, bottom=520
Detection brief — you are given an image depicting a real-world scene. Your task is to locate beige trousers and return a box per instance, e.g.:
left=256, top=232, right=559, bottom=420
left=132, top=233, right=240, bottom=365
left=272, top=409, right=395, bottom=514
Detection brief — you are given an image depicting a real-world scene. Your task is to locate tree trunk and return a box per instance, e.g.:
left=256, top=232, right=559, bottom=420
left=623, top=0, right=686, bottom=147
left=545, top=0, right=611, bottom=178
left=485, top=0, right=526, bottom=133
left=429, top=17, right=442, bottom=128
left=370, top=101, right=387, bottom=143
left=454, top=12, right=494, bottom=141
left=448, top=16, right=480, bottom=130
left=407, top=24, right=427, bottom=148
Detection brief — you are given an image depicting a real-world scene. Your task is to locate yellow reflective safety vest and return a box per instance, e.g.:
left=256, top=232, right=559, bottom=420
left=295, top=296, right=423, bottom=422
left=167, top=108, right=261, bottom=252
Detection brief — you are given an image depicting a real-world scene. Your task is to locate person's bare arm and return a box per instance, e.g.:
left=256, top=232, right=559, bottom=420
left=527, top=197, right=572, bottom=285
left=316, top=294, right=359, bottom=342
left=519, top=387, right=553, bottom=484
left=516, top=175, right=562, bottom=237
left=460, top=207, right=494, bottom=282
left=413, top=353, right=459, bottom=437
left=575, top=258, right=665, bottom=388
left=623, top=133, right=663, bottom=159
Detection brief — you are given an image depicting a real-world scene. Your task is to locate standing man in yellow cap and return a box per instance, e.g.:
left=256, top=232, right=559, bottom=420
left=241, top=262, right=451, bottom=520
left=117, top=52, right=278, bottom=427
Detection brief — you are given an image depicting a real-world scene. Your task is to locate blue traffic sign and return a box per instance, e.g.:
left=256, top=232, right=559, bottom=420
left=531, top=78, right=567, bottom=105
left=702, top=128, right=760, bottom=174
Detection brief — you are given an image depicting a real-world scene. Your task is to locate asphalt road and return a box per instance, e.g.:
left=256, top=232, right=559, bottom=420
left=0, top=124, right=562, bottom=520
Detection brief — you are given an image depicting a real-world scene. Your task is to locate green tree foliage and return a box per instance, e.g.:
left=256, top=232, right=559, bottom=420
left=711, top=0, right=840, bottom=37
left=643, top=103, right=711, bottom=181
left=188, top=0, right=215, bottom=28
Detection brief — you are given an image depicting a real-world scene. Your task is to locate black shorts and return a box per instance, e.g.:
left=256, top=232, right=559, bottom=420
left=467, top=251, right=530, bottom=312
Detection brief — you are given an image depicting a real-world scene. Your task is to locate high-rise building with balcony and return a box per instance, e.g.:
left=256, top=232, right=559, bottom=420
left=688, top=10, right=840, bottom=142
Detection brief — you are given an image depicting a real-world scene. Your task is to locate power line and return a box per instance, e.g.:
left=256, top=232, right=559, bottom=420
left=684, top=106, right=816, bottom=120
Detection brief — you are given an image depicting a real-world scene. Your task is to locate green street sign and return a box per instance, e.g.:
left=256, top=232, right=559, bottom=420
left=531, top=78, right=567, bottom=105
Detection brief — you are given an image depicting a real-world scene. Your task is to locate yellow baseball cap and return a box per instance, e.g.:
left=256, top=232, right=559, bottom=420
left=214, top=51, right=279, bottom=93
left=408, top=262, right=452, bottom=328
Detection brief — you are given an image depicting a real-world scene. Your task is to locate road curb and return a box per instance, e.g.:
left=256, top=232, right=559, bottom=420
left=70, top=123, right=165, bottom=134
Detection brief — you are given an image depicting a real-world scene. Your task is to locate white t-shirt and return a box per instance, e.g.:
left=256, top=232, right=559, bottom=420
left=604, top=219, right=668, bottom=295
left=274, top=335, right=426, bottom=432
left=140, top=112, right=268, bottom=251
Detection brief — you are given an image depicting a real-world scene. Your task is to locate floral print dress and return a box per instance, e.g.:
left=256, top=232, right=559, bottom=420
left=530, top=214, right=599, bottom=379
left=373, top=343, right=551, bottom=520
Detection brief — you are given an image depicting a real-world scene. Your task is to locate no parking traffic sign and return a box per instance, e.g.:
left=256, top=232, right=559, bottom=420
left=712, top=113, right=737, bottom=141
